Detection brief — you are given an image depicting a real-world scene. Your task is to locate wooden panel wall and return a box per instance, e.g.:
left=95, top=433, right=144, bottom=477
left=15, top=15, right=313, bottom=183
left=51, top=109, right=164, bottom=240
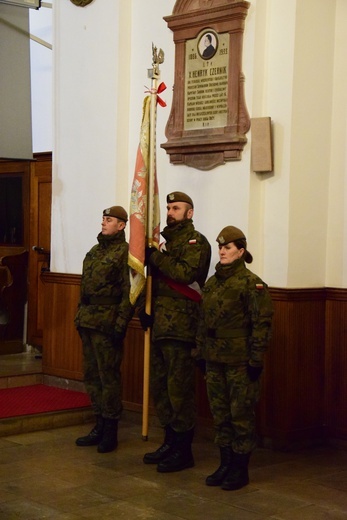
left=42, top=273, right=84, bottom=380
left=42, top=273, right=347, bottom=446
left=325, top=288, right=347, bottom=442
left=258, top=288, right=326, bottom=448
left=121, top=318, right=153, bottom=414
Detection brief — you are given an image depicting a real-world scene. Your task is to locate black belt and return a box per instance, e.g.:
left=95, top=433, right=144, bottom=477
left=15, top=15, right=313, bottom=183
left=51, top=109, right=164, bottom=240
left=207, top=328, right=250, bottom=339
left=81, top=295, right=121, bottom=305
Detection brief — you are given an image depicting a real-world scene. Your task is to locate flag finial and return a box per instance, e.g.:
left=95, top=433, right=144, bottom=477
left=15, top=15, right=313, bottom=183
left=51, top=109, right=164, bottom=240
left=151, top=44, right=164, bottom=77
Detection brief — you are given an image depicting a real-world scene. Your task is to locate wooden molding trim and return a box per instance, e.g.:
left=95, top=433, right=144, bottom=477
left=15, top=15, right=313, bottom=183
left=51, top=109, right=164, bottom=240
left=270, top=287, right=347, bottom=302
left=325, top=287, right=347, bottom=301
left=269, top=287, right=326, bottom=301
left=42, top=276, right=347, bottom=299
left=41, top=272, right=81, bottom=286
left=33, top=152, right=52, bottom=162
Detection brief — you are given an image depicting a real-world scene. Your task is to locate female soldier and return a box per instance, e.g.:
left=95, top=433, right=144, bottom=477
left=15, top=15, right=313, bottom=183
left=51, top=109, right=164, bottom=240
left=196, top=226, right=273, bottom=490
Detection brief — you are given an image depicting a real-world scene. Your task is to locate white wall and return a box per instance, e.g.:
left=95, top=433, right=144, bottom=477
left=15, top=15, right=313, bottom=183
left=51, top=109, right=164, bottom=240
left=52, top=0, right=126, bottom=273
left=29, top=3, right=52, bottom=153
left=326, top=0, right=347, bottom=287
left=127, top=0, right=254, bottom=275
left=0, top=4, right=32, bottom=159
left=29, top=0, right=347, bottom=289
left=248, top=0, right=293, bottom=285
left=288, top=0, right=335, bottom=288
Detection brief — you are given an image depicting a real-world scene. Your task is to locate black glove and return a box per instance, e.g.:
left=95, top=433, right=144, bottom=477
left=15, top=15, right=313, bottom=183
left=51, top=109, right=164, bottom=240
left=247, top=364, right=263, bottom=382
left=195, top=358, right=206, bottom=376
left=113, top=329, right=125, bottom=346
left=145, top=247, right=157, bottom=266
left=138, top=309, right=154, bottom=331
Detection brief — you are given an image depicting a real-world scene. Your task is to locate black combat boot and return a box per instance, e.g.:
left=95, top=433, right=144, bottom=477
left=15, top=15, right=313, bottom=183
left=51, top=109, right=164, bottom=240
left=143, top=425, right=175, bottom=464
left=97, top=418, right=118, bottom=453
left=221, top=452, right=251, bottom=490
left=157, top=428, right=195, bottom=473
left=205, top=445, right=234, bottom=486
left=75, top=415, right=104, bottom=446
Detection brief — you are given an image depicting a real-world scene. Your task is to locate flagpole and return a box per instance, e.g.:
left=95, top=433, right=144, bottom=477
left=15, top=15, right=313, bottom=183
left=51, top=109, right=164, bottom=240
left=142, top=44, right=164, bottom=441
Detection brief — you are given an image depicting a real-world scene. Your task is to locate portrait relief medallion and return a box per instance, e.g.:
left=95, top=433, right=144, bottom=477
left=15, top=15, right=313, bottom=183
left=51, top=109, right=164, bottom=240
left=70, top=0, right=94, bottom=7
left=198, top=30, right=218, bottom=60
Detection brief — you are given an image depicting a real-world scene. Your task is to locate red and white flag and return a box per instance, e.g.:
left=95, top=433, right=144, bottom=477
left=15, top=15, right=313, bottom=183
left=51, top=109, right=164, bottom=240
left=128, top=96, right=160, bottom=305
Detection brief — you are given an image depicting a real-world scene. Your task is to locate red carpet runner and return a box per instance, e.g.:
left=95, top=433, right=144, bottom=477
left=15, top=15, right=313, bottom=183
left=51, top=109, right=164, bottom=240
left=0, top=384, right=91, bottom=418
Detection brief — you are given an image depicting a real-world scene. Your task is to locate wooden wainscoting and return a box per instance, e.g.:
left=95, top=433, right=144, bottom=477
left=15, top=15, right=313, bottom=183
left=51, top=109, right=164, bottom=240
left=42, top=273, right=347, bottom=447
left=41, top=272, right=209, bottom=420
left=41, top=272, right=156, bottom=416
left=42, top=272, right=83, bottom=380
left=121, top=317, right=153, bottom=414
left=258, top=288, right=326, bottom=449
left=325, top=288, right=347, bottom=443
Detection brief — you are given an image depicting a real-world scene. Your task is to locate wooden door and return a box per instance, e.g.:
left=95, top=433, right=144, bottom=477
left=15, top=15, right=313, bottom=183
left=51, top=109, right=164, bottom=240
left=0, top=159, right=31, bottom=354
left=27, top=153, right=52, bottom=348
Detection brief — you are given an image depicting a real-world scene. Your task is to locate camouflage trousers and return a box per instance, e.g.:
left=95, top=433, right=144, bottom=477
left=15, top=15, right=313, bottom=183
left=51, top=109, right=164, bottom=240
left=78, top=327, right=123, bottom=420
left=205, top=361, right=261, bottom=454
left=150, top=339, right=196, bottom=432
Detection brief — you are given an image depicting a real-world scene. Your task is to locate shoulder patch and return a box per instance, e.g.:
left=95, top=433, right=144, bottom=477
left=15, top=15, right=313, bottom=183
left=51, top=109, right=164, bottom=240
left=256, top=283, right=264, bottom=290
left=189, top=239, right=197, bottom=245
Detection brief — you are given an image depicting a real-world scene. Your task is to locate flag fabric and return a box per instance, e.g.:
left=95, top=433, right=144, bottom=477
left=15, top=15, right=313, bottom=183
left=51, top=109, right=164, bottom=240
left=128, top=96, right=160, bottom=305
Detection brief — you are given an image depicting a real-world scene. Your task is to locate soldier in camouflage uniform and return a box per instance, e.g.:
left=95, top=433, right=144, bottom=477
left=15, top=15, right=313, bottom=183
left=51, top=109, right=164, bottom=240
left=74, top=205, right=133, bottom=453
left=196, top=225, right=273, bottom=490
left=139, top=191, right=211, bottom=473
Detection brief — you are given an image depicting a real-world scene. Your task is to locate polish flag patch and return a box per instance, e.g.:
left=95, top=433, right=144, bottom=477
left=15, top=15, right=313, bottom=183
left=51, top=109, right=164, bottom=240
left=189, top=239, right=197, bottom=244
left=256, top=283, right=264, bottom=290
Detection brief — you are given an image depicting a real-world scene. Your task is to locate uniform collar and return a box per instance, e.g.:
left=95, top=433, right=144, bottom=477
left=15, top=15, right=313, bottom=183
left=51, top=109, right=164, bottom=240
left=215, top=258, right=245, bottom=279
left=97, top=229, right=125, bottom=246
left=161, top=218, right=194, bottom=240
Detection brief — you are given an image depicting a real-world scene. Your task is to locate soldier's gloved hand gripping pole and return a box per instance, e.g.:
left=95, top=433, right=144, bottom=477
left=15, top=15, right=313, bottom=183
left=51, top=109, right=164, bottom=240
left=138, top=248, right=156, bottom=328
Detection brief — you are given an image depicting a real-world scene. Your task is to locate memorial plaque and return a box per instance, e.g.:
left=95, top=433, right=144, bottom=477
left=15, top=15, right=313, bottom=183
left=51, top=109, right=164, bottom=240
left=162, top=0, right=250, bottom=171
left=185, top=30, right=229, bottom=131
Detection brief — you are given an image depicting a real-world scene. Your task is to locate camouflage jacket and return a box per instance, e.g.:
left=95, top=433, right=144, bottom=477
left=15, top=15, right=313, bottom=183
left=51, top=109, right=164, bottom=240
left=148, top=219, right=211, bottom=343
left=74, top=230, right=133, bottom=335
left=196, top=258, right=273, bottom=365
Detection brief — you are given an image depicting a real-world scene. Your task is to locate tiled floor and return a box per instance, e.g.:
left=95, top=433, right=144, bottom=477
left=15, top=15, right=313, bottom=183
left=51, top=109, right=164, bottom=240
left=0, top=420, right=347, bottom=519
left=0, top=353, right=347, bottom=519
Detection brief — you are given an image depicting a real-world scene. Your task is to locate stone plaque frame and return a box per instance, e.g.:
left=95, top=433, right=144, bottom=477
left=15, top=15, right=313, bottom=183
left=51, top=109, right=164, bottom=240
left=161, top=0, right=250, bottom=171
